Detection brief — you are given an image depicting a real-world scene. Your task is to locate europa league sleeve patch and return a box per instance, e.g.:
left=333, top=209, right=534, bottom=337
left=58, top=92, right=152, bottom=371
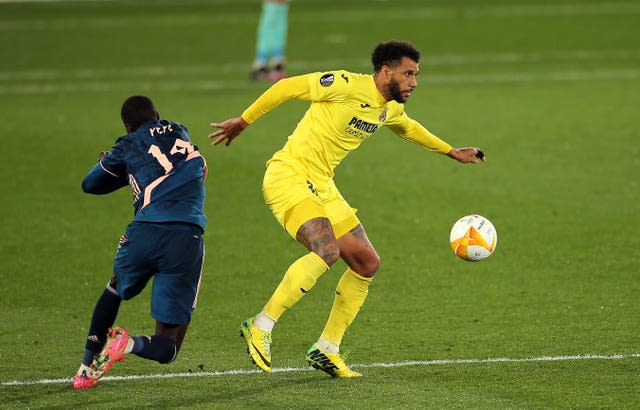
left=319, top=73, right=335, bottom=87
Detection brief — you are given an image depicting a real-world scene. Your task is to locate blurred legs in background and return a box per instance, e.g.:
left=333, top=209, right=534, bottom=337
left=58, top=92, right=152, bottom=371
left=252, top=0, right=289, bottom=82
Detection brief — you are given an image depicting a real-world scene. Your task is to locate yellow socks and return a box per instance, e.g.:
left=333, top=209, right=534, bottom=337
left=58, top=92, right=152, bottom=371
left=260, top=256, right=373, bottom=350
left=320, top=268, right=373, bottom=346
left=263, top=251, right=329, bottom=321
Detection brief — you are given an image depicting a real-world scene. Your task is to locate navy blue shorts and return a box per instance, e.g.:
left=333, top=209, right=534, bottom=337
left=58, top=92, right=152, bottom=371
left=113, top=222, right=205, bottom=325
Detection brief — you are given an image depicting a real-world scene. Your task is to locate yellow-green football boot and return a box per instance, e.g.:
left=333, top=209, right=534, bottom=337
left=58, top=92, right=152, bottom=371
left=239, top=317, right=272, bottom=372
left=305, top=343, right=362, bottom=378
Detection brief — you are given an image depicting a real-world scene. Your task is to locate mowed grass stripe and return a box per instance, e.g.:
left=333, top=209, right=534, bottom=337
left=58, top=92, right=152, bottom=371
left=1, top=49, right=639, bottom=82
left=1, top=69, right=639, bottom=95
left=3, top=352, right=639, bottom=387
left=2, top=2, right=640, bottom=31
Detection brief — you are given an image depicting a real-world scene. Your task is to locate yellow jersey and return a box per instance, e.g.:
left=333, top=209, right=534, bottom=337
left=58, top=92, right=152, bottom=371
left=242, top=70, right=452, bottom=185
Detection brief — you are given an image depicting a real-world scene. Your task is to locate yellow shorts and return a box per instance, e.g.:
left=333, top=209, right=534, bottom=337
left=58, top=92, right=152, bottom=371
left=262, top=159, right=360, bottom=239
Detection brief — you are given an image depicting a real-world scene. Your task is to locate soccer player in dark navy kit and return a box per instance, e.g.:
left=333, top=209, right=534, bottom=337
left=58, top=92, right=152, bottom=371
left=73, top=95, right=207, bottom=389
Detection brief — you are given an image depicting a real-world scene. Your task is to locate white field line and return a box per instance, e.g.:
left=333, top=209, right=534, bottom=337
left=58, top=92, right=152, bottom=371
left=1, top=69, right=639, bottom=95
left=2, top=352, right=639, bottom=387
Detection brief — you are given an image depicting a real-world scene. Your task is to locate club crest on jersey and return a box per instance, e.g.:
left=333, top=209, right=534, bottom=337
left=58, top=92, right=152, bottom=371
left=379, top=110, right=387, bottom=123
left=320, top=73, right=334, bottom=87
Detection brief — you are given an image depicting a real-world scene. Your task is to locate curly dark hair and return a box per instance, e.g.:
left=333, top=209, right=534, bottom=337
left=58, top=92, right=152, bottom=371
left=371, top=40, right=420, bottom=73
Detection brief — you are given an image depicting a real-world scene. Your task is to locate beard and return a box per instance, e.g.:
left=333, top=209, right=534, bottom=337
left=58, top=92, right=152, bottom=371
left=388, top=78, right=407, bottom=103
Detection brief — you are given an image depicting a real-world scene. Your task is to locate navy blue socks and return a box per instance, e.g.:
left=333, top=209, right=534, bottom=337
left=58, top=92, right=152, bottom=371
left=131, top=334, right=177, bottom=364
left=82, top=287, right=121, bottom=366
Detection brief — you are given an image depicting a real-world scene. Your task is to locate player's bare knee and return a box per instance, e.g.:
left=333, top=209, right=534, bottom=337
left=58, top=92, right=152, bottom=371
left=314, top=241, right=340, bottom=266
left=366, top=254, right=381, bottom=276
left=358, top=258, right=381, bottom=278
left=297, top=217, right=340, bottom=266
left=348, top=252, right=380, bottom=278
left=297, top=217, right=339, bottom=265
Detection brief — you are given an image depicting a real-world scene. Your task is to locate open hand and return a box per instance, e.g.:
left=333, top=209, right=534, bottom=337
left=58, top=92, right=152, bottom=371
left=209, top=117, right=249, bottom=146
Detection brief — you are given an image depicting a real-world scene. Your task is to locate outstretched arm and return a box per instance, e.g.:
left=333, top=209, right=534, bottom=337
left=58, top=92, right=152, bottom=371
left=387, top=114, right=486, bottom=163
left=209, top=74, right=312, bottom=147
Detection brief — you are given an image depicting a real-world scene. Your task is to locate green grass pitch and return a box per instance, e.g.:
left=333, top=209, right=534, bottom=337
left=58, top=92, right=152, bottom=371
left=1, top=0, right=639, bottom=408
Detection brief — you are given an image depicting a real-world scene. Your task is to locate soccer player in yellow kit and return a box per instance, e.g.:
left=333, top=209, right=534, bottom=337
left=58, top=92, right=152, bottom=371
left=210, top=40, right=485, bottom=378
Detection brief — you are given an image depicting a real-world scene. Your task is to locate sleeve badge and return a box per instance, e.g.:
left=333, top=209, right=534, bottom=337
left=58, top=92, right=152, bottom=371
left=320, top=73, right=335, bottom=87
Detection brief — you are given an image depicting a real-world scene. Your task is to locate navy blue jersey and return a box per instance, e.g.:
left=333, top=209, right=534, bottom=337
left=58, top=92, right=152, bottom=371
left=82, top=120, right=207, bottom=230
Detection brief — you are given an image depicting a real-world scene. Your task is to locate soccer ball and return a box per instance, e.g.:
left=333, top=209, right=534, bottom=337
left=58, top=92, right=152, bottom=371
left=449, top=214, right=497, bottom=261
